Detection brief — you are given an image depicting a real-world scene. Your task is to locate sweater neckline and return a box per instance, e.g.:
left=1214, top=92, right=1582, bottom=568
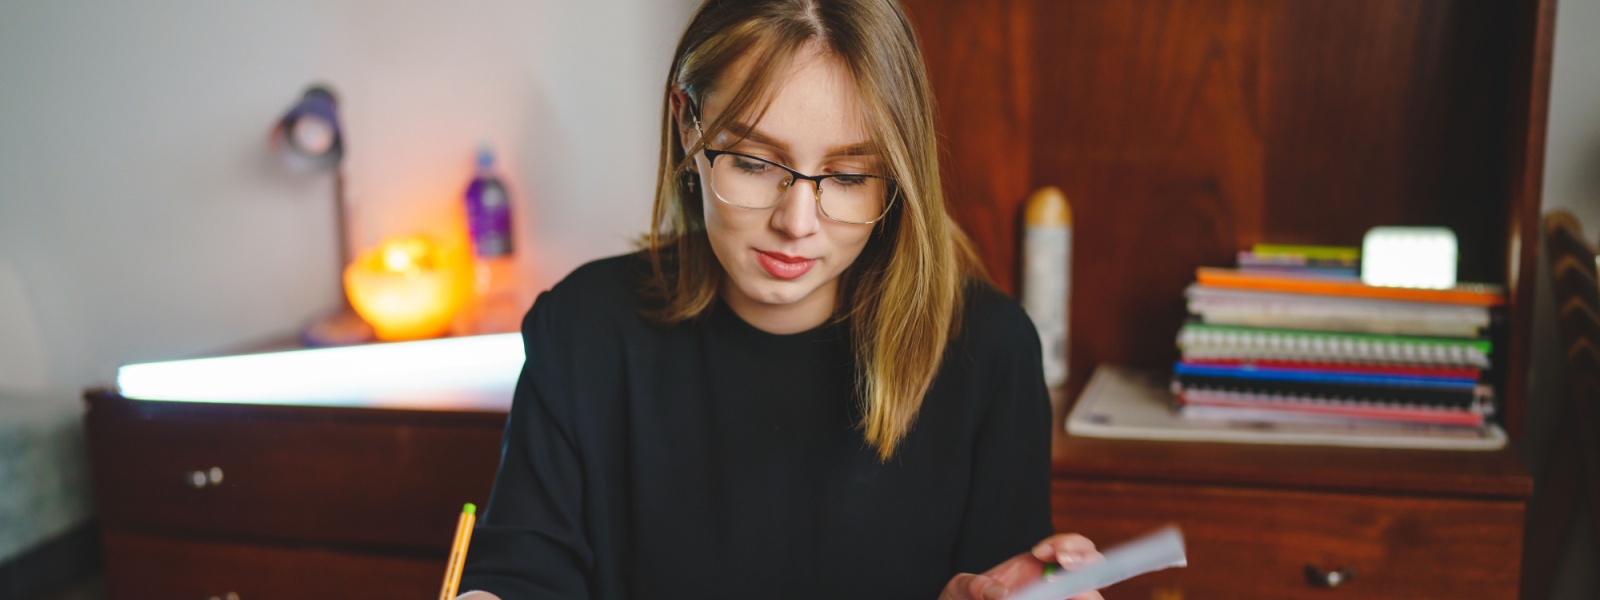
left=710, top=296, right=848, bottom=345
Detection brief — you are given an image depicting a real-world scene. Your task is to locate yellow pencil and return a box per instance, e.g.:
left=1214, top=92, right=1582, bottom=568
left=439, top=503, right=477, bottom=600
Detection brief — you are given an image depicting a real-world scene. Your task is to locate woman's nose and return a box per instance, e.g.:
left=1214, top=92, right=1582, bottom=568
left=769, top=178, right=821, bottom=239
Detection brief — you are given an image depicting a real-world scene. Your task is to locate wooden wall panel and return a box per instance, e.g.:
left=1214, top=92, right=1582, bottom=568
left=908, top=0, right=1546, bottom=416
left=1044, top=1, right=1517, bottom=390
left=904, top=0, right=1035, bottom=294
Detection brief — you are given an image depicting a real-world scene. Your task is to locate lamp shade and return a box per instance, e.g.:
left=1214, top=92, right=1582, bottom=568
left=273, top=85, right=344, bottom=172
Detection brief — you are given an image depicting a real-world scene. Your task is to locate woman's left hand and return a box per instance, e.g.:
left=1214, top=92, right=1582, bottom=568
left=937, top=533, right=1105, bottom=600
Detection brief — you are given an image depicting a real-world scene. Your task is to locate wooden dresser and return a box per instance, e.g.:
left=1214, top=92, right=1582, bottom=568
left=86, top=389, right=1532, bottom=599
left=83, top=392, right=506, bottom=599
left=1049, top=400, right=1530, bottom=599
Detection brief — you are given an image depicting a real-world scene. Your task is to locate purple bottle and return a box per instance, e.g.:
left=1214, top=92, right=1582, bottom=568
left=459, top=144, right=523, bottom=335
left=465, top=144, right=513, bottom=258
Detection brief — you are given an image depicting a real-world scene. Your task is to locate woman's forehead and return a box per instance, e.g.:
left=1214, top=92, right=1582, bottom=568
left=702, top=46, right=872, bottom=153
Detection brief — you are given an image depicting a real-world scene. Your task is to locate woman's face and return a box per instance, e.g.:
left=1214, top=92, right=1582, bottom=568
left=684, top=47, right=879, bottom=334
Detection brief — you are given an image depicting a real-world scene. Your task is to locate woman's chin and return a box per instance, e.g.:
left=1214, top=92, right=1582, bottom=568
left=732, top=276, right=820, bottom=309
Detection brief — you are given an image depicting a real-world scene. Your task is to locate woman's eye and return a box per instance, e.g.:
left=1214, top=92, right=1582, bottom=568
left=731, top=156, right=770, bottom=174
left=830, top=174, right=870, bottom=187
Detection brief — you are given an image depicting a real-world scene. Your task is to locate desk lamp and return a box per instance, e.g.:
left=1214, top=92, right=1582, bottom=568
left=272, top=85, right=374, bottom=346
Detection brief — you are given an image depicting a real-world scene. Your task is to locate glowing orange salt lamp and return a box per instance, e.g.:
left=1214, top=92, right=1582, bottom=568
left=344, top=235, right=469, bottom=341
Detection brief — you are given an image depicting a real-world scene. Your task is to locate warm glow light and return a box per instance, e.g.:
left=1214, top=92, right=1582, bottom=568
left=345, top=235, right=471, bottom=341
left=117, top=333, right=523, bottom=410
left=1361, top=226, right=1458, bottom=290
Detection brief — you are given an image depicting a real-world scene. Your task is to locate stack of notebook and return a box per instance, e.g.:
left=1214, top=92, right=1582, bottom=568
left=1172, top=248, right=1505, bottom=434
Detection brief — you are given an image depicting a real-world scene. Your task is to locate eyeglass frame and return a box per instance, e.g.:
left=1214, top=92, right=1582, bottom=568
left=689, top=112, right=897, bottom=226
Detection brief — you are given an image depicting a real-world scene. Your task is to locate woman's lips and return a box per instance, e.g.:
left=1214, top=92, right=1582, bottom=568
left=755, top=250, right=816, bottom=280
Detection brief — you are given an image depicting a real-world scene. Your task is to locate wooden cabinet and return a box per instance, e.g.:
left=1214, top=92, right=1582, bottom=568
left=1053, top=479, right=1524, bottom=599
left=100, top=530, right=440, bottom=600
left=905, top=0, right=1551, bottom=597
left=1051, top=435, right=1529, bottom=599
left=84, top=393, right=505, bottom=597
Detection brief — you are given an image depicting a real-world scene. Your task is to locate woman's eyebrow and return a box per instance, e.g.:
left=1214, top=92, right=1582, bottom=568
left=724, top=121, right=874, bottom=158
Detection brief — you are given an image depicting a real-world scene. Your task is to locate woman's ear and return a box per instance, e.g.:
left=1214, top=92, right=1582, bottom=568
left=669, top=87, right=695, bottom=150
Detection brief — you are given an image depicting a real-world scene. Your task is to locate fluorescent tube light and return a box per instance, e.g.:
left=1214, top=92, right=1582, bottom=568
left=116, top=333, right=523, bottom=411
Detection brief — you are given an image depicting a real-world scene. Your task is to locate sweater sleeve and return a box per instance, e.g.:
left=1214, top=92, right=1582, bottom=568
left=459, top=289, right=593, bottom=598
left=949, top=301, right=1056, bottom=575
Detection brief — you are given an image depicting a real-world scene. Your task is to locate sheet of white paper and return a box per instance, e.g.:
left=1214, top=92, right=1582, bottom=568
left=1006, top=526, right=1187, bottom=600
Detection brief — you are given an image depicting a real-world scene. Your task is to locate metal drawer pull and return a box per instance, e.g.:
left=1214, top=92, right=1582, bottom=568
left=187, top=467, right=225, bottom=489
left=1303, top=564, right=1354, bottom=588
left=206, top=593, right=239, bottom=600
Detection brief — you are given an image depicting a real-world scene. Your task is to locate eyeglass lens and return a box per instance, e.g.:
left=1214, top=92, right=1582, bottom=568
left=707, top=153, right=888, bottom=224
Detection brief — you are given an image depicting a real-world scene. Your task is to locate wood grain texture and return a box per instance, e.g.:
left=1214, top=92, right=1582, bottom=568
left=1025, top=0, right=1524, bottom=397
left=1051, top=431, right=1530, bottom=500
left=903, top=0, right=1035, bottom=294
left=85, top=395, right=504, bottom=552
left=907, top=0, right=1548, bottom=417
left=1499, top=0, right=1558, bottom=440
left=100, top=530, right=440, bottom=599
left=1052, top=479, right=1525, bottom=599
left=1044, top=385, right=1532, bottom=501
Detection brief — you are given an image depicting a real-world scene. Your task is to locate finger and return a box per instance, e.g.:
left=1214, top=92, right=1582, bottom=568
left=1058, top=548, right=1104, bottom=571
left=1031, top=533, right=1098, bottom=566
left=981, top=552, right=1048, bottom=589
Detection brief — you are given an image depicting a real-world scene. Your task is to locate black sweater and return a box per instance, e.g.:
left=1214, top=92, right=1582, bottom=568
left=460, top=254, right=1052, bottom=599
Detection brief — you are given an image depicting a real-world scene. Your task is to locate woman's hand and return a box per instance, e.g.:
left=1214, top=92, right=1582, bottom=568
left=938, top=533, right=1105, bottom=600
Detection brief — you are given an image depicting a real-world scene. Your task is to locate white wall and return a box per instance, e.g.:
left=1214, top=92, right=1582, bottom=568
left=0, top=0, right=697, bottom=399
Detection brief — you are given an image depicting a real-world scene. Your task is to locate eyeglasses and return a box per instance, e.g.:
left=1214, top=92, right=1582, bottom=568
left=693, top=116, right=894, bottom=225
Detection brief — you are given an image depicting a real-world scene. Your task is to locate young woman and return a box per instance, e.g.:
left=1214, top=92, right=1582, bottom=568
left=458, top=1, right=1103, bottom=598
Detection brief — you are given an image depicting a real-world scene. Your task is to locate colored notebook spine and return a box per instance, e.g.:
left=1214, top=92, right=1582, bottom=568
left=1177, top=323, right=1491, bottom=368
left=1173, top=373, right=1482, bottom=409
left=1185, top=284, right=1491, bottom=337
left=1173, top=362, right=1478, bottom=390
left=1176, top=389, right=1487, bottom=428
left=1196, top=267, right=1506, bottom=306
left=1177, top=358, right=1481, bottom=380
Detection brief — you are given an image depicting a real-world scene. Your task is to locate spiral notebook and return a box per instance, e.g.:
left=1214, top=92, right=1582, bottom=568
left=1174, top=388, right=1489, bottom=428
left=1185, top=284, right=1491, bottom=338
left=1177, top=323, right=1491, bottom=368
left=1067, top=365, right=1507, bottom=450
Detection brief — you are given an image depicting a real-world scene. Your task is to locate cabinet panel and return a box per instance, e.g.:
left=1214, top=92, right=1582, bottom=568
left=101, top=530, right=440, bottom=599
left=86, top=412, right=502, bottom=550
left=1052, top=479, right=1523, bottom=599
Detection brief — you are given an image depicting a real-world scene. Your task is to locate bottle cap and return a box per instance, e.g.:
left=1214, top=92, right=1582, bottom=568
left=476, top=143, right=495, bottom=169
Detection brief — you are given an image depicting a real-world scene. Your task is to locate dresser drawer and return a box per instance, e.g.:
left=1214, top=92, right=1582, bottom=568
left=86, top=410, right=503, bottom=550
left=1051, top=479, right=1523, bottom=599
left=102, top=529, right=440, bottom=599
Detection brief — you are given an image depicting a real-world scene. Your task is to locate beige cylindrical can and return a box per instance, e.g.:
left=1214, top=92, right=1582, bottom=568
left=1022, top=187, right=1071, bottom=388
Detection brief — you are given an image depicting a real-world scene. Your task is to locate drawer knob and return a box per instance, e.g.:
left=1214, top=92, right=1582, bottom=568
left=1304, top=564, right=1354, bottom=588
left=206, top=594, right=239, bottom=600
left=188, top=467, right=225, bottom=489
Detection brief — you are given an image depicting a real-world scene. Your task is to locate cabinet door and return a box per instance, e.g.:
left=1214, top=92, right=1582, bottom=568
left=1051, top=479, right=1523, bottom=599
left=87, top=412, right=502, bottom=550
left=101, top=530, right=441, bottom=599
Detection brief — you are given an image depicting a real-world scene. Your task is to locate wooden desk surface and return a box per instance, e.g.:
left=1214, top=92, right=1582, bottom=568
left=1048, top=388, right=1532, bottom=500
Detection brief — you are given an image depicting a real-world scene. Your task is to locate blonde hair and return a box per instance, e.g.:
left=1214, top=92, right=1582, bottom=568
left=643, top=0, right=985, bottom=460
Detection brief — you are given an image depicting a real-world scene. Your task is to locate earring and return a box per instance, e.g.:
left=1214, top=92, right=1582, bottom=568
left=685, top=171, right=697, bottom=193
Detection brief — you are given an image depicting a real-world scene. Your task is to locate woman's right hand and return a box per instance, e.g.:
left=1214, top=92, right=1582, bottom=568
left=938, top=533, right=1106, bottom=600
